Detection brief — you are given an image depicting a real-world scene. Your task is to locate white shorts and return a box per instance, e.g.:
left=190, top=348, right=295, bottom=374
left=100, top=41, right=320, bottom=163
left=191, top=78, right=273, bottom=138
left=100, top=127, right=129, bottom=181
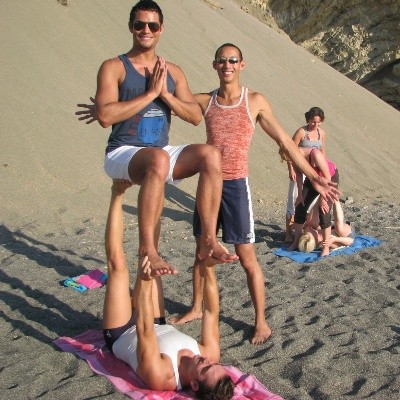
left=104, top=144, right=187, bottom=185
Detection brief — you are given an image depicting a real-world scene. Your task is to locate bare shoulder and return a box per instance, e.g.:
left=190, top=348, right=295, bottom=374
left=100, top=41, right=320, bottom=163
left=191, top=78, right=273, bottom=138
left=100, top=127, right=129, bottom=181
left=246, top=89, right=273, bottom=121
left=100, top=56, right=123, bottom=70
left=166, top=61, right=186, bottom=81
left=194, top=92, right=212, bottom=111
left=293, top=126, right=305, bottom=137
left=247, top=89, right=271, bottom=107
left=98, top=56, right=125, bottom=79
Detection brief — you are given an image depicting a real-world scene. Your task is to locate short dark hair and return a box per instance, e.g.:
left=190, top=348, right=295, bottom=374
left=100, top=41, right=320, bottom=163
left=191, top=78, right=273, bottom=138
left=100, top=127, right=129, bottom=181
left=129, top=0, right=164, bottom=27
left=305, top=106, right=325, bottom=122
left=195, top=375, right=235, bottom=400
left=214, top=43, right=243, bottom=61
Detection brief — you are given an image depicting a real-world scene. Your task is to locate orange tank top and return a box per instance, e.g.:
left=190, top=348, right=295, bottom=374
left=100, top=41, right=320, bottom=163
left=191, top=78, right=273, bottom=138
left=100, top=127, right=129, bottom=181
left=204, top=87, right=255, bottom=180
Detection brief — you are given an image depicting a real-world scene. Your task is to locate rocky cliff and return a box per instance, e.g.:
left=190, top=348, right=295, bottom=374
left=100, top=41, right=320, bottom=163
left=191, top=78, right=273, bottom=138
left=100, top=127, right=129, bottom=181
left=235, top=0, right=400, bottom=110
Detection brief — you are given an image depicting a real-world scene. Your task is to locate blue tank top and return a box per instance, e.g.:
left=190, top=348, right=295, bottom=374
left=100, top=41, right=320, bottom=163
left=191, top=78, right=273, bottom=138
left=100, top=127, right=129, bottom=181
left=105, top=54, right=176, bottom=153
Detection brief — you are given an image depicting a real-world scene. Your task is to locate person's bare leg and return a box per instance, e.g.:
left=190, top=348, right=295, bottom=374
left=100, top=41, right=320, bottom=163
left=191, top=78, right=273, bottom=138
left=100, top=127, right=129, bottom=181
left=288, top=223, right=304, bottom=250
left=128, top=148, right=177, bottom=275
left=173, top=144, right=238, bottom=262
left=130, top=214, right=165, bottom=316
left=154, top=218, right=161, bottom=253
left=285, top=213, right=294, bottom=242
left=131, top=274, right=164, bottom=318
left=169, top=239, right=204, bottom=324
left=285, top=180, right=297, bottom=242
left=332, top=201, right=351, bottom=237
left=103, top=180, right=134, bottom=329
left=320, top=226, right=331, bottom=257
left=236, top=243, right=272, bottom=345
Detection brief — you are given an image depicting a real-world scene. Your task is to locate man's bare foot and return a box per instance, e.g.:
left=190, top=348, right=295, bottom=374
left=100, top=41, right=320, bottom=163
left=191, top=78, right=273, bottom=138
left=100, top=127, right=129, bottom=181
left=146, top=252, right=178, bottom=276
left=168, top=309, right=203, bottom=324
left=198, top=239, right=238, bottom=262
left=287, top=242, right=298, bottom=251
left=139, top=254, right=177, bottom=278
left=250, top=324, right=272, bottom=345
left=200, top=254, right=229, bottom=268
left=111, top=179, right=133, bottom=195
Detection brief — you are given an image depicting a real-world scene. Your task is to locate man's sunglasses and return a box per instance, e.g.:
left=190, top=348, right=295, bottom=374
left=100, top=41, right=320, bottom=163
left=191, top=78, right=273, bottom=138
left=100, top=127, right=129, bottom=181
left=215, top=57, right=240, bottom=65
left=132, top=21, right=161, bottom=33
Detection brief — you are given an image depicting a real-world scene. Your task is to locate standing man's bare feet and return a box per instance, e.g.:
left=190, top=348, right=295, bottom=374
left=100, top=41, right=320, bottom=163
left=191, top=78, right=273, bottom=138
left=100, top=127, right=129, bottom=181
left=139, top=255, right=178, bottom=278
left=198, top=239, right=239, bottom=262
left=148, top=253, right=178, bottom=276
left=168, top=309, right=202, bottom=324
left=145, top=251, right=178, bottom=276
left=251, top=323, right=272, bottom=345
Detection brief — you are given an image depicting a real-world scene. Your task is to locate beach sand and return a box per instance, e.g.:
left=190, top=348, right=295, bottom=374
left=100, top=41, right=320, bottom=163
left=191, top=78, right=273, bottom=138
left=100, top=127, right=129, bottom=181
left=0, top=0, right=399, bottom=399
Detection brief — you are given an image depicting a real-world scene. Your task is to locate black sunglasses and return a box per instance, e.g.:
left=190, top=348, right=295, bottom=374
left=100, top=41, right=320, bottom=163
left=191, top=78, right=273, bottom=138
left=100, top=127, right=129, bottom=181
left=215, top=57, right=240, bottom=65
left=132, top=21, right=161, bottom=33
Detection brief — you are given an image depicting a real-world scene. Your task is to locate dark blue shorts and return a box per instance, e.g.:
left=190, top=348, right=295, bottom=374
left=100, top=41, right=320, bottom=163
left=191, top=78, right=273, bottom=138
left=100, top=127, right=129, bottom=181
left=193, top=177, right=255, bottom=244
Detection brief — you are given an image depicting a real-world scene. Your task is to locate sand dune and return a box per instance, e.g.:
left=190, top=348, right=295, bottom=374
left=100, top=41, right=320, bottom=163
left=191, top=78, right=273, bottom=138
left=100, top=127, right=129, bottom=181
left=1, top=0, right=399, bottom=230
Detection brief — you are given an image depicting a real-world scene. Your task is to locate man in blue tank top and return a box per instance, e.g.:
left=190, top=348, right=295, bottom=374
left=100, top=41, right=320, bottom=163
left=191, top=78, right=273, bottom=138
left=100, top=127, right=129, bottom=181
left=79, top=0, right=238, bottom=273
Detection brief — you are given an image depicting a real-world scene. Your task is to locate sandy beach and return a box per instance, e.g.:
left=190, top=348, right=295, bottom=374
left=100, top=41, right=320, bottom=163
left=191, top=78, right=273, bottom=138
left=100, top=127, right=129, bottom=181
left=1, top=0, right=399, bottom=399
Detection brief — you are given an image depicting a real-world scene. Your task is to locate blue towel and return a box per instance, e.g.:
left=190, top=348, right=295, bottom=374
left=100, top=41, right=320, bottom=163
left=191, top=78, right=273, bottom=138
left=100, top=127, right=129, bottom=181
left=273, top=235, right=381, bottom=263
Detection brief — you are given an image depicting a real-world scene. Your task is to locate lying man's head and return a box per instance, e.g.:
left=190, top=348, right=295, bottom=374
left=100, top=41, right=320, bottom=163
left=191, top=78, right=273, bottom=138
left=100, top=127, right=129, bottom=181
left=190, top=355, right=234, bottom=399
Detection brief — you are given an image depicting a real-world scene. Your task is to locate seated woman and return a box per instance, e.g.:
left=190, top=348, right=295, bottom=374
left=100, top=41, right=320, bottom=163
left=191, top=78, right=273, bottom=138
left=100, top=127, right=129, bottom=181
left=298, top=200, right=355, bottom=252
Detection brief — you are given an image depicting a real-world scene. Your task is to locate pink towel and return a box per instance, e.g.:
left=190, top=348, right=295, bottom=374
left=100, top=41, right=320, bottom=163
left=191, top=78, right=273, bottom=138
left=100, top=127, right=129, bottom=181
left=53, top=330, right=284, bottom=400
left=75, top=269, right=107, bottom=289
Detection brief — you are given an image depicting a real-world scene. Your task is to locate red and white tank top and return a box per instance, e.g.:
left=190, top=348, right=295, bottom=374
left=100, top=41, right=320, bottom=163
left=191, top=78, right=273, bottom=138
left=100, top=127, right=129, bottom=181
left=204, top=87, right=255, bottom=180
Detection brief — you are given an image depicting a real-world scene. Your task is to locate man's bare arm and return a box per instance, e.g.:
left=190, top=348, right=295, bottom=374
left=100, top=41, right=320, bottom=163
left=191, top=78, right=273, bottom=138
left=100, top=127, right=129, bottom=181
left=161, top=62, right=202, bottom=126
left=95, top=57, right=165, bottom=128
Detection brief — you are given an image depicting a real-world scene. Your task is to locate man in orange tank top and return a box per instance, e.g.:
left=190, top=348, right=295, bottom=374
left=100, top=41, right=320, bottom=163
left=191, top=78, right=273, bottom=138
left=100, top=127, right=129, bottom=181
left=169, top=43, right=340, bottom=345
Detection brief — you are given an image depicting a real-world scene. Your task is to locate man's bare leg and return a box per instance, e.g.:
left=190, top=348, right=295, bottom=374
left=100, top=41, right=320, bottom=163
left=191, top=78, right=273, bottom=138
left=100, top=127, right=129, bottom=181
left=236, top=243, right=272, bottom=345
left=173, top=144, right=238, bottom=262
left=169, top=239, right=204, bottom=324
left=168, top=240, right=237, bottom=325
left=128, top=148, right=177, bottom=275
